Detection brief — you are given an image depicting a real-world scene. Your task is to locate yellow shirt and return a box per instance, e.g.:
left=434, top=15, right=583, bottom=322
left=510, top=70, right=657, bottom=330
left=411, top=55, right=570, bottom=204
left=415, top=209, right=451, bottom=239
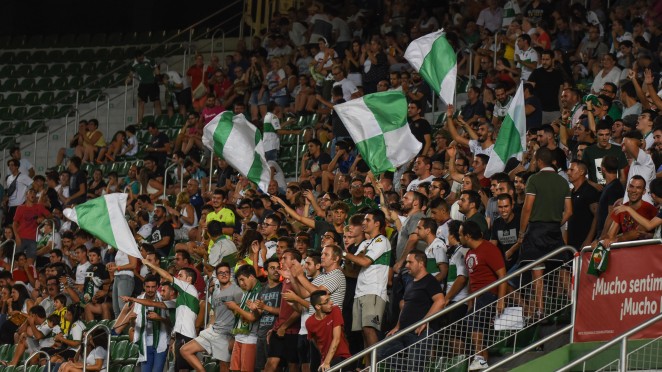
left=207, top=207, right=236, bottom=239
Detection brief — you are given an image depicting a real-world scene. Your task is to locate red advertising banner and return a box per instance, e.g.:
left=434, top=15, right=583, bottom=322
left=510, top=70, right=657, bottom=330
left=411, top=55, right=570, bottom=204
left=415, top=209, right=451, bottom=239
left=574, top=244, right=662, bottom=342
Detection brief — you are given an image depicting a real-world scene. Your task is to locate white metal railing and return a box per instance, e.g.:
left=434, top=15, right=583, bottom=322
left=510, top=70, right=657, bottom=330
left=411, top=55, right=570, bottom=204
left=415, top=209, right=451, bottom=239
left=23, top=350, right=51, bottom=372
left=558, top=313, right=662, bottom=372
left=330, top=245, right=578, bottom=372
left=81, top=323, right=112, bottom=372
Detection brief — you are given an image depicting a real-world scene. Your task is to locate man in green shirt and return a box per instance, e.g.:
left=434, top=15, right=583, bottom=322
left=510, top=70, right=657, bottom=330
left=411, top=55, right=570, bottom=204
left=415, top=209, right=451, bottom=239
left=128, top=50, right=162, bottom=124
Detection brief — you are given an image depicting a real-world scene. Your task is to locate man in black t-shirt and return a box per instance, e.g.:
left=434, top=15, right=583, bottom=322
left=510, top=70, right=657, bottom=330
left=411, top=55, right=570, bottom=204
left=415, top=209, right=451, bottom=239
left=145, top=122, right=171, bottom=166
left=595, top=155, right=625, bottom=239
left=377, top=250, right=444, bottom=368
left=407, top=100, right=432, bottom=156
left=528, top=50, right=567, bottom=125
left=66, top=156, right=87, bottom=207
left=151, top=205, right=175, bottom=258
left=489, top=194, right=521, bottom=270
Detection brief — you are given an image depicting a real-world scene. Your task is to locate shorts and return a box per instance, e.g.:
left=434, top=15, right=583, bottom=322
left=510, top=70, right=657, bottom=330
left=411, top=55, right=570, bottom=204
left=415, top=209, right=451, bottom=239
left=249, top=90, right=269, bottom=106
left=520, top=222, right=567, bottom=265
left=255, top=337, right=269, bottom=371
left=175, top=88, right=192, bottom=110
left=298, top=334, right=311, bottom=364
left=271, top=95, right=289, bottom=108
left=267, top=333, right=299, bottom=363
left=174, top=333, right=193, bottom=371
left=194, top=328, right=232, bottom=362
left=17, top=239, right=37, bottom=259
left=465, top=292, right=497, bottom=332
left=352, top=294, right=386, bottom=331
left=138, top=82, right=160, bottom=103
left=230, top=341, right=256, bottom=372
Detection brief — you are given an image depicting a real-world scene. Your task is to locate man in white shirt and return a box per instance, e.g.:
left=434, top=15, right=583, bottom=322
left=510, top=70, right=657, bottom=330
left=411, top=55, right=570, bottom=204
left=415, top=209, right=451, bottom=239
left=515, top=34, right=538, bottom=81
left=6, top=158, right=33, bottom=224
left=8, top=146, right=34, bottom=178
left=330, top=66, right=358, bottom=102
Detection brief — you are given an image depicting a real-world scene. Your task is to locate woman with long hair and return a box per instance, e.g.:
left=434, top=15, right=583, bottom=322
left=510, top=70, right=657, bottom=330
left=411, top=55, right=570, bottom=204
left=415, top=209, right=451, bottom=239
left=167, top=191, right=198, bottom=241
left=234, top=229, right=263, bottom=276
left=0, top=284, right=34, bottom=344
left=58, top=327, right=108, bottom=372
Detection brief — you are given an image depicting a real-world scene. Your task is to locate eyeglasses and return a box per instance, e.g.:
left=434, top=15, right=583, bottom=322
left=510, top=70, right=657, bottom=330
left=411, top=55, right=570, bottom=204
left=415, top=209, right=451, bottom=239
left=217, top=271, right=230, bottom=276
left=322, top=234, right=335, bottom=239
left=350, top=184, right=363, bottom=189
left=261, top=222, right=277, bottom=227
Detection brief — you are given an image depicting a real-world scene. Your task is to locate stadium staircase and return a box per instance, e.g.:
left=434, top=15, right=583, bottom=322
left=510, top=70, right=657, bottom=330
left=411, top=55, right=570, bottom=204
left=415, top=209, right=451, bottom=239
left=328, top=239, right=662, bottom=372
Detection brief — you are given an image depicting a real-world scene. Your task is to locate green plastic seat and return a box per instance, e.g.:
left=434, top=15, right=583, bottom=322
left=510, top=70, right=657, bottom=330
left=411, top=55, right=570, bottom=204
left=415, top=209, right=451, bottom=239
left=106, top=32, right=123, bottom=46
left=52, top=77, right=70, bottom=90
left=57, top=33, right=76, bottom=47
left=142, top=115, right=155, bottom=126
left=81, top=61, right=97, bottom=76
left=155, top=114, right=169, bottom=129
left=111, top=340, right=128, bottom=359
left=0, top=51, right=15, bottom=64
left=35, top=77, right=53, bottom=91
left=2, top=93, right=22, bottom=107
left=23, top=93, right=39, bottom=106
left=0, top=65, right=15, bottom=78
left=0, top=108, right=11, bottom=121
left=168, top=113, right=184, bottom=128
left=1, top=78, right=18, bottom=91
left=30, top=50, right=48, bottom=62
left=18, top=78, right=36, bottom=91
left=14, top=65, right=31, bottom=77
left=13, top=51, right=31, bottom=64
left=79, top=49, right=96, bottom=62
left=11, top=107, right=27, bottom=121
left=39, top=92, right=55, bottom=105
left=28, top=64, right=48, bottom=78
left=48, top=63, right=66, bottom=77
left=26, top=106, right=42, bottom=120
left=64, top=63, right=83, bottom=76
left=68, top=76, right=84, bottom=89
left=76, top=34, right=92, bottom=46
left=47, top=50, right=64, bottom=63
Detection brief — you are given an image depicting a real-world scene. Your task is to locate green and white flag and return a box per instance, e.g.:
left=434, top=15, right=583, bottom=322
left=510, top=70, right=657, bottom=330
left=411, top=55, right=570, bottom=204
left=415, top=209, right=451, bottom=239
left=63, top=193, right=142, bottom=258
left=404, top=29, right=457, bottom=105
left=485, top=82, right=526, bottom=178
left=202, top=111, right=271, bottom=192
left=334, top=91, right=421, bottom=175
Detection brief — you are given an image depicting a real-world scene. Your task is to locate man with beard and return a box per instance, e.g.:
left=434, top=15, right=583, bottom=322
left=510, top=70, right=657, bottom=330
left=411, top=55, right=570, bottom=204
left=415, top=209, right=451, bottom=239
left=150, top=205, right=175, bottom=258
left=582, top=120, right=628, bottom=186
left=404, top=71, right=431, bottom=112
left=528, top=50, right=567, bottom=124
left=491, top=84, right=512, bottom=126
left=446, top=104, right=495, bottom=157
left=489, top=194, right=521, bottom=270
left=201, top=94, right=224, bottom=124
left=597, top=175, right=658, bottom=246
left=407, top=156, right=434, bottom=192
left=567, top=161, right=600, bottom=249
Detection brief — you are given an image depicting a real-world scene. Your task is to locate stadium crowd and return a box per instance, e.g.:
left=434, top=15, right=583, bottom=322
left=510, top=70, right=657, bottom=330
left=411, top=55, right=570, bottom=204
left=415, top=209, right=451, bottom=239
left=0, top=0, right=662, bottom=371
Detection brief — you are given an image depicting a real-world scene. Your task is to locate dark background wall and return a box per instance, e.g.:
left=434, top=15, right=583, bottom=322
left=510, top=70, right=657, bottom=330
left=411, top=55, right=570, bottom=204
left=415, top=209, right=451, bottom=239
left=0, top=0, right=222, bottom=36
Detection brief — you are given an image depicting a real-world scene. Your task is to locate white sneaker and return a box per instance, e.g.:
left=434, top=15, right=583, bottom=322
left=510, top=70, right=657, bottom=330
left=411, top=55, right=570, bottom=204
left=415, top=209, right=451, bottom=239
left=468, top=357, right=489, bottom=370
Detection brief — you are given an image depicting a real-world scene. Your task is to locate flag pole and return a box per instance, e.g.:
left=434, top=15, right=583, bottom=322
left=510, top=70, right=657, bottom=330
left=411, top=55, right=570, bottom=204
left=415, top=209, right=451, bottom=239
left=209, top=153, right=214, bottom=192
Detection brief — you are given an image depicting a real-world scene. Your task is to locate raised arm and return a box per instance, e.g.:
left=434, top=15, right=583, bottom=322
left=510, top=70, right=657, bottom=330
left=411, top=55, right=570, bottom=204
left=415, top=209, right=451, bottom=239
left=270, top=195, right=316, bottom=228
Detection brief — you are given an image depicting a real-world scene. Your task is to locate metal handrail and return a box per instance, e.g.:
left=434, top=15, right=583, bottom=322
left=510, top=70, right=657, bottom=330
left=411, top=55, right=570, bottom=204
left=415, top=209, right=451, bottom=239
left=557, top=312, right=662, bottom=372
left=23, top=350, right=51, bottom=372
left=63, top=108, right=79, bottom=152
left=485, top=324, right=574, bottom=371
left=1, top=239, right=16, bottom=272
left=82, top=323, right=111, bottom=372
left=330, top=245, right=579, bottom=371
left=95, top=93, right=111, bottom=135
left=163, top=161, right=183, bottom=202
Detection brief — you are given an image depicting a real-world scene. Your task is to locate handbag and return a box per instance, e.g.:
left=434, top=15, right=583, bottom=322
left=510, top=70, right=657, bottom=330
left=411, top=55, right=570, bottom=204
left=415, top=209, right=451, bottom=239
left=192, top=64, right=207, bottom=99
left=6, top=172, right=19, bottom=197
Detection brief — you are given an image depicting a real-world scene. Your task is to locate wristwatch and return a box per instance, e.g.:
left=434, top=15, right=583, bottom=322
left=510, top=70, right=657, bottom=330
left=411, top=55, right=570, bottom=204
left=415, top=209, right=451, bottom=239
left=342, top=251, right=347, bottom=258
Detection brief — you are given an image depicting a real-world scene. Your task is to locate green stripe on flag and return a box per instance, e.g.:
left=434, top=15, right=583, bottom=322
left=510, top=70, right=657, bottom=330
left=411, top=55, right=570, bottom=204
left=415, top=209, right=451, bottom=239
left=362, top=91, right=408, bottom=132
left=75, top=197, right=117, bottom=248
left=355, top=134, right=394, bottom=174
left=247, top=151, right=265, bottom=183
left=420, top=35, right=456, bottom=96
left=493, top=115, right=524, bottom=161
left=212, top=112, right=234, bottom=157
